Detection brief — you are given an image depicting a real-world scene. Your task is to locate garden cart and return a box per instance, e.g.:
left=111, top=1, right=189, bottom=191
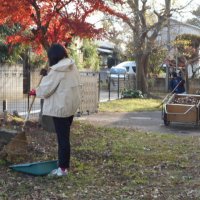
left=162, top=93, right=200, bottom=126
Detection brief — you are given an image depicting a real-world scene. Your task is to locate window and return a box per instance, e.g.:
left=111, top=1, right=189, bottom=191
left=132, top=66, right=136, bottom=73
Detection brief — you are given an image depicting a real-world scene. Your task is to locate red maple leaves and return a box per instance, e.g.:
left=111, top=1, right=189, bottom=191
left=0, top=0, right=126, bottom=53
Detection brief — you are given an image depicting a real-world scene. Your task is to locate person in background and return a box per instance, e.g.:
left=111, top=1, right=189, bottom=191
left=29, top=43, right=81, bottom=177
left=169, top=71, right=185, bottom=94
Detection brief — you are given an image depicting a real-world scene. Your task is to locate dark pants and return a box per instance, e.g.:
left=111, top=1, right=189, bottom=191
left=53, top=115, right=74, bottom=169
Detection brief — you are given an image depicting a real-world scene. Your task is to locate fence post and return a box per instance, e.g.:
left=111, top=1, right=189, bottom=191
left=3, top=100, right=8, bottom=123
left=108, top=75, right=111, bottom=101
left=98, top=73, right=100, bottom=102
left=3, top=100, right=7, bottom=112
left=27, top=94, right=30, bottom=111
left=117, top=74, right=120, bottom=99
left=23, top=49, right=30, bottom=94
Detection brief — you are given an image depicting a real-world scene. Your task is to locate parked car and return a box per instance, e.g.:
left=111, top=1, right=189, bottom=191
left=108, top=66, right=127, bottom=80
left=110, top=66, right=127, bottom=74
left=114, top=61, right=136, bottom=74
left=109, top=66, right=127, bottom=79
left=108, top=66, right=127, bottom=88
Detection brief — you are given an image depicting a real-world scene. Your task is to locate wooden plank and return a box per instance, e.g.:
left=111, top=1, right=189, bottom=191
left=166, top=104, right=197, bottom=123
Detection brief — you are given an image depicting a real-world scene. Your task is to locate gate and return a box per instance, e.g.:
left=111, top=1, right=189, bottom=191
left=99, top=70, right=136, bottom=101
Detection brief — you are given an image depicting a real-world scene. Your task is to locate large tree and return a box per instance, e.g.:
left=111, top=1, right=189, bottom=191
left=0, top=24, right=25, bottom=64
left=0, top=0, right=126, bottom=53
left=119, top=0, right=172, bottom=94
left=104, top=0, right=195, bottom=94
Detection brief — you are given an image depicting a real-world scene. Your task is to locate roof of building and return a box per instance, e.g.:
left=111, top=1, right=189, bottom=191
left=169, top=18, right=200, bottom=32
left=96, top=40, right=115, bottom=50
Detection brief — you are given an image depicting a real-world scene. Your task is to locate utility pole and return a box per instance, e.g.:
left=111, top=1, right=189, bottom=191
left=165, top=0, right=171, bottom=92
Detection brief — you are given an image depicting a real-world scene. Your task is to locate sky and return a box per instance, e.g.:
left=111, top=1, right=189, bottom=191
left=88, top=0, right=200, bottom=25
left=172, top=0, right=200, bottom=21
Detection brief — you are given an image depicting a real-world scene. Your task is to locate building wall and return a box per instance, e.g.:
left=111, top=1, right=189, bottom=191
left=150, top=77, right=200, bottom=94
left=157, top=19, right=200, bottom=46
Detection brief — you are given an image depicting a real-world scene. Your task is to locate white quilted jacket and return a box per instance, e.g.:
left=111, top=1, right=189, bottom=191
left=36, top=58, right=81, bottom=117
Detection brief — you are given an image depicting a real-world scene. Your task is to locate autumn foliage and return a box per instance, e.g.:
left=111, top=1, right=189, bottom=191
left=0, top=0, right=126, bottom=53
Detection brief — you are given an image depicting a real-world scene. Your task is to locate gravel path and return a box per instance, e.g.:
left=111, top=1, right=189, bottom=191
left=78, top=111, right=200, bottom=136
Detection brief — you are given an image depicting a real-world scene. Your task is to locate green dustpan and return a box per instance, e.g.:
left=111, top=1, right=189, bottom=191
left=9, top=160, right=58, bottom=176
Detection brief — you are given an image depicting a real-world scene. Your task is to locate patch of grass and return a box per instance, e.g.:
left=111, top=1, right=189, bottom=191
left=99, top=98, right=162, bottom=112
left=0, top=160, right=6, bottom=166
left=1, top=122, right=200, bottom=199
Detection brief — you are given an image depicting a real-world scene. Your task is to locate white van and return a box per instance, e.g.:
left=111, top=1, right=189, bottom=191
left=114, top=61, right=136, bottom=74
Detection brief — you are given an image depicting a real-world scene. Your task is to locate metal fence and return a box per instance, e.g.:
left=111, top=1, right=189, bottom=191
left=0, top=66, right=136, bottom=119
left=99, top=70, right=136, bottom=101
left=0, top=67, right=33, bottom=116
left=0, top=67, right=99, bottom=118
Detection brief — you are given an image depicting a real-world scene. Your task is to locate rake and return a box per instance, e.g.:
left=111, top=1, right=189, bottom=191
left=2, top=72, right=45, bottom=161
left=156, top=80, right=183, bottom=108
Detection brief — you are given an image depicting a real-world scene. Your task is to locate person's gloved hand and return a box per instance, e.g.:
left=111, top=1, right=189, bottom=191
left=40, top=68, right=47, bottom=76
left=29, top=89, right=36, bottom=96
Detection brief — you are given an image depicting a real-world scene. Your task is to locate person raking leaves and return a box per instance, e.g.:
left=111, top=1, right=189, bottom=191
left=29, top=43, right=81, bottom=177
left=169, top=71, right=186, bottom=94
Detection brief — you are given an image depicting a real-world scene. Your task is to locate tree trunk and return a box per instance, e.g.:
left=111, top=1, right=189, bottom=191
left=135, top=53, right=148, bottom=94
left=126, top=0, right=170, bottom=95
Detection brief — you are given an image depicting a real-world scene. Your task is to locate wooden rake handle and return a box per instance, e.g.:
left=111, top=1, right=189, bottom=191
left=23, top=72, right=45, bottom=125
left=157, top=80, right=183, bottom=108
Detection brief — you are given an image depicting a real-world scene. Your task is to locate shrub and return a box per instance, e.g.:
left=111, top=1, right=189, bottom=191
left=121, top=89, right=143, bottom=98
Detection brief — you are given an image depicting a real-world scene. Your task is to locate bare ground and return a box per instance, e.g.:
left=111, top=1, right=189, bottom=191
left=78, top=111, right=200, bottom=136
